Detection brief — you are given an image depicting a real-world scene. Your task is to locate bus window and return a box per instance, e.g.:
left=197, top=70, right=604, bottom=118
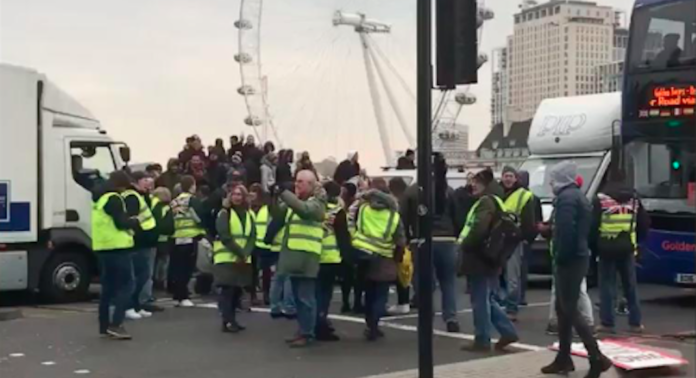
left=628, top=1, right=695, bottom=71
left=627, top=141, right=695, bottom=198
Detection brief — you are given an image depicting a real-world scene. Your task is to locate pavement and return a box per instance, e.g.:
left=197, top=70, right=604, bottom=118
left=0, top=281, right=694, bottom=378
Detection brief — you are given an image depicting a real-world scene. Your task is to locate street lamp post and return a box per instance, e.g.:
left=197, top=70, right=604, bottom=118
left=416, top=0, right=434, bottom=377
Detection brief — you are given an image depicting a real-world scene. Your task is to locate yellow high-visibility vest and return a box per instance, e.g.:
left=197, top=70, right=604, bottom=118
left=122, top=189, right=156, bottom=231
left=457, top=195, right=505, bottom=244
left=352, top=204, right=399, bottom=258
left=254, top=205, right=272, bottom=249
left=172, top=193, right=206, bottom=239
left=213, top=209, right=253, bottom=264
left=285, top=210, right=324, bottom=255
left=504, top=187, right=533, bottom=217
left=92, top=193, right=134, bottom=251
left=321, top=203, right=342, bottom=264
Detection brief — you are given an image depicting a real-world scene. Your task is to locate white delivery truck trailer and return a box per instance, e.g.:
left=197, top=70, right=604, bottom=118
left=519, top=92, right=620, bottom=277
left=0, top=64, right=130, bottom=302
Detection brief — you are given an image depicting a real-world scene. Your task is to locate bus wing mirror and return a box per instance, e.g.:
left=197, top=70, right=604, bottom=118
left=119, top=146, right=131, bottom=163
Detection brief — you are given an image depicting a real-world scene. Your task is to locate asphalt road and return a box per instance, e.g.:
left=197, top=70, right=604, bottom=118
left=1, top=281, right=694, bottom=378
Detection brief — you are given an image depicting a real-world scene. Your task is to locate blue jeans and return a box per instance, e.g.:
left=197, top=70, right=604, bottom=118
left=270, top=273, right=296, bottom=315
left=599, top=256, right=642, bottom=328
left=99, top=252, right=134, bottom=333
left=412, top=241, right=459, bottom=324
left=365, top=280, right=390, bottom=331
left=500, top=242, right=524, bottom=315
left=468, top=275, right=518, bottom=347
left=291, top=277, right=317, bottom=339
left=131, top=247, right=154, bottom=311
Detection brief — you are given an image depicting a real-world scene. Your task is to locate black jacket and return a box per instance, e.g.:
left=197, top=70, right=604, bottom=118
left=401, top=184, right=462, bottom=240
left=552, top=184, right=592, bottom=266
left=334, top=160, right=360, bottom=185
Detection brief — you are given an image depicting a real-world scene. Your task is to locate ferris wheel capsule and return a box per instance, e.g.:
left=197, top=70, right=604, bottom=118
left=244, top=116, right=263, bottom=127
left=455, top=92, right=477, bottom=105
left=234, top=19, right=253, bottom=30
left=237, top=85, right=256, bottom=95
left=234, top=53, right=253, bottom=64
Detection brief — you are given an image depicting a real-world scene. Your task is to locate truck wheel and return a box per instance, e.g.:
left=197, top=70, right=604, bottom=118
left=39, top=252, right=92, bottom=303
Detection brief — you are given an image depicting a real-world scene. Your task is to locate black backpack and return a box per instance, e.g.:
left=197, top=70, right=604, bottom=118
left=480, top=196, right=523, bottom=268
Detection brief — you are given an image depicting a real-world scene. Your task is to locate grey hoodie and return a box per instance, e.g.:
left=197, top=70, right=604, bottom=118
left=550, top=160, right=577, bottom=195
left=260, top=155, right=276, bottom=193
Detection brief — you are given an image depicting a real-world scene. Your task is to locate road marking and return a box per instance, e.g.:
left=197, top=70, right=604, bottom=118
left=382, top=302, right=551, bottom=321
left=9, top=353, right=25, bottom=358
left=195, top=302, right=545, bottom=352
left=74, top=369, right=91, bottom=374
left=41, top=361, right=56, bottom=366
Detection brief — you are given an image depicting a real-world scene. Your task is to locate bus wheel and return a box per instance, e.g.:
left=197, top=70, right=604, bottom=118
left=39, top=252, right=91, bottom=303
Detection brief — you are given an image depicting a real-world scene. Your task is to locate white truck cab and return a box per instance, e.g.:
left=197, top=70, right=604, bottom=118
left=519, top=92, right=620, bottom=275
left=0, top=64, right=130, bottom=301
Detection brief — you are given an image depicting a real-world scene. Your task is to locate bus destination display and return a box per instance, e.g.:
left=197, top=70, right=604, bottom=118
left=638, top=85, right=695, bottom=119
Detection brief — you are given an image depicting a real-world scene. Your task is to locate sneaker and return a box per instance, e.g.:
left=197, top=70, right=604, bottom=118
left=125, top=309, right=143, bottom=320
left=270, top=312, right=285, bottom=319
left=541, top=359, right=575, bottom=375
left=364, top=328, right=382, bottom=342
left=288, top=336, right=313, bottom=348
left=316, top=332, right=341, bottom=342
left=283, top=312, right=297, bottom=320
left=629, top=325, right=645, bottom=334
left=446, top=322, right=460, bottom=333
left=494, top=335, right=519, bottom=351
left=545, top=324, right=559, bottom=336
left=138, top=310, right=153, bottom=318
left=222, top=321, right=244, bottom=333
left=106, top=326, right=132, bottom=340
left=142, top=303, right=165, bottom=312
left=595, top=325, right=617, bottom=334
left=177, top=299, right=195, bottom=308
left=460, top=342, right=492, bottom=353
left=387, top=304, right=411, bottom=315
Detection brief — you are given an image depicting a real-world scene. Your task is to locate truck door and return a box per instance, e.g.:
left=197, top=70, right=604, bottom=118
left=65, top=141, right=118, bottom=237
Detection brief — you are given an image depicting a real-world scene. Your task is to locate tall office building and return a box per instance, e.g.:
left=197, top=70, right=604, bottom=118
left=505, top=0, right=617, bottom=121
left=491, top=46, right=509, bottom=127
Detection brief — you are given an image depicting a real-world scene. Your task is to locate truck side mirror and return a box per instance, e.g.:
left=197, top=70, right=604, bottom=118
left=120, top=146, right=131, bottom=164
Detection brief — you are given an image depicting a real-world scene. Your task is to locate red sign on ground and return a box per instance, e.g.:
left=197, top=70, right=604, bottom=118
left=551, top=339, right=689, bottom=371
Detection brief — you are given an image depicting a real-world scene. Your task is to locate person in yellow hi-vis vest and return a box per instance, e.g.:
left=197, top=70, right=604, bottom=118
left=457, top=169, right=519, bottom=353
left=273, top=170, right=326, bottom=348
left=499, top=166, right=537, bottom=321
left=170, top=175, right=207, bottom=308
left=151, top=187, right=175, bottom=293
left=93, top=171, right=140, bottom=340
left=122, top=171, right=158, bottom=320
left=315, top=181, right=351, bottom=342
left=249, top=183, right=274, bottom=305
left=591, top=174, right=648, bottom=335
left=352, top=178, right=406, bottom=341
left=214, top=184, right=256, bottom=333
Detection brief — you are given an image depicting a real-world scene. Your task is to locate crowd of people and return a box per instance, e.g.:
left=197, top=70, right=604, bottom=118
left=92, top=134, right=646, bottom=378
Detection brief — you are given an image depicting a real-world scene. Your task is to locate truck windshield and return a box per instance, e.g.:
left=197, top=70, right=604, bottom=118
left=628, top=0, right=696, bottom=72
left=519, top=156, right=603, bottom=200
left=626, top=140, right=695, bottom=199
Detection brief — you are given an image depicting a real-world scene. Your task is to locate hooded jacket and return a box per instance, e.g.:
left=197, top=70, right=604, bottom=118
left=358, top=190, right=407, bottom=251
left=91, top=183, right=140, bottom=247
left=550, top=161, right=591, bottom=266
left=260, top=155, right=277, bottom=193
left=459, top=180, right=505, bottom=276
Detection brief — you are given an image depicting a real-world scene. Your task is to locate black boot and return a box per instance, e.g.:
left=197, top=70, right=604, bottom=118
left=541, top=357, right=575, bottom=375
left=222, top=321, right=244, bottom=333
left=585, top=355, right=612, bottom=378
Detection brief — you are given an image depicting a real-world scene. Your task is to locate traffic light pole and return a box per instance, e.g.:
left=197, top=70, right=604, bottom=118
left=416, top=0, right=434, bottom=377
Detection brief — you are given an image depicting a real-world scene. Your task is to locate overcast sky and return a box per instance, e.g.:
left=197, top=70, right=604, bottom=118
left=0, top=0, right=634, bottom=170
